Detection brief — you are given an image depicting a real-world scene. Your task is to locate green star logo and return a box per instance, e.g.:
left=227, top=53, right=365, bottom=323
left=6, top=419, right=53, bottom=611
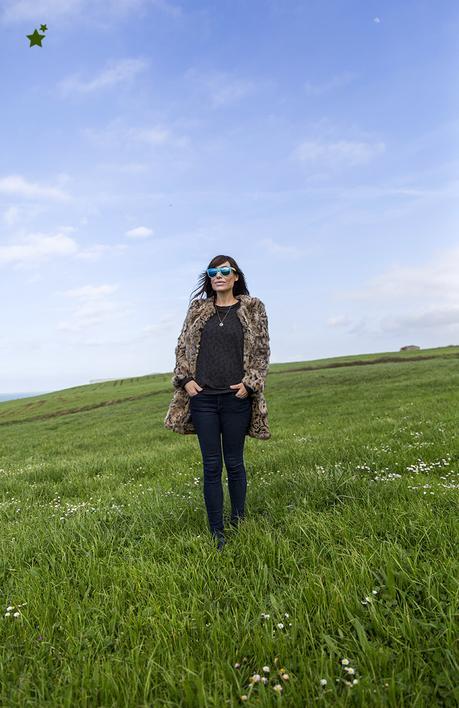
left=26, top=24, right=47, bottom=47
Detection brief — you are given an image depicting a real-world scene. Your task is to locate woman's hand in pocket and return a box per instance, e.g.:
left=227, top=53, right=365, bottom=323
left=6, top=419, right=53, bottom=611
left=185, top=380, right=203, bottom=396
left=230, top=383, right=249, bottom=398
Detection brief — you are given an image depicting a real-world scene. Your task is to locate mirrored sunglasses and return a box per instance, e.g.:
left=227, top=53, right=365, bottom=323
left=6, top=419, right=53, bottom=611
left=207, top=266, right=237, bottom=278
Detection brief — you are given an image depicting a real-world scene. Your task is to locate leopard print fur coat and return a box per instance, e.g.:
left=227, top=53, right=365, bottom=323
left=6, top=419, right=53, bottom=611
left=164, top=294, right=271, bottom=439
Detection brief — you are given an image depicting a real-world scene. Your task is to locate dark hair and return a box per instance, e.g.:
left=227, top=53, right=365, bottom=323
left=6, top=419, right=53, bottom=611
left=189, top=255, right=250, bottom=304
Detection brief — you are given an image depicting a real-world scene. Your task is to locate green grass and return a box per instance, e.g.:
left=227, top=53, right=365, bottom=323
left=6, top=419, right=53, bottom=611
left=0, top=345, right=458, bottom=706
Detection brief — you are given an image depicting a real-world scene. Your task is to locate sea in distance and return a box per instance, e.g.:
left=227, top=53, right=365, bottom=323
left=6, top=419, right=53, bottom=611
left=0, top=392, right=50, bottom=403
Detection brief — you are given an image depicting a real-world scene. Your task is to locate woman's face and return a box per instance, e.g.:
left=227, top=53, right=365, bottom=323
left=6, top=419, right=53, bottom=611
left=209, top=260, right=239, bottom=296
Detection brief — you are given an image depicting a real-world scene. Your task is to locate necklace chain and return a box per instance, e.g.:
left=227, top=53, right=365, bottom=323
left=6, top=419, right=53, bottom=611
left=215, top=300, right=237, bottom=327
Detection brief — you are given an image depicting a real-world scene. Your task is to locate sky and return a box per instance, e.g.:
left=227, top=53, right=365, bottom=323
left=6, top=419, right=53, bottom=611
left=1, top=0, right=458, bottom=394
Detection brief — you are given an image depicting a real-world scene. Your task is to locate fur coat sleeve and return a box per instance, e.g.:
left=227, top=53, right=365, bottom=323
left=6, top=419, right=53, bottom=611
left=240, top=298, right=270, bottom=393
left=170, top=300, right=200, bottom=389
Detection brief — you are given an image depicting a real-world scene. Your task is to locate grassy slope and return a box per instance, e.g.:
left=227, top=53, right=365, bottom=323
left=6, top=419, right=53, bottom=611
left=0, top=346, right=458, bottom=706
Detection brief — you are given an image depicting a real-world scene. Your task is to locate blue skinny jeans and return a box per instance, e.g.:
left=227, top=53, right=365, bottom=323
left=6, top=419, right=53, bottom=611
left=189, top=391, right=252, bottom=535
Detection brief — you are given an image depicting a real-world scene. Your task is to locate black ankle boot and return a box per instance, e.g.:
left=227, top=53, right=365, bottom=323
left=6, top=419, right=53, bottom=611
left=229, top=516, right=244, bottom=529
left=211, top=529, right=226, bottom=551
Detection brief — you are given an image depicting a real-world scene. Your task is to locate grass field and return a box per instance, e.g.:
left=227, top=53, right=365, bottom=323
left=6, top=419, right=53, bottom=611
left=0, top=346, right=458, bottom=706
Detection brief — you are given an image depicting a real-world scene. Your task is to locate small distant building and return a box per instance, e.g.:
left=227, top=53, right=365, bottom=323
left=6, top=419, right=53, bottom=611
left=400, top=345, right=420, bottom=351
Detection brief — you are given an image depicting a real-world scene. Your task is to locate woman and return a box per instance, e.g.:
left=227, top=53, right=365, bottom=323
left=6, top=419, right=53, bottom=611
left=164, top=255, right=271, bottom=551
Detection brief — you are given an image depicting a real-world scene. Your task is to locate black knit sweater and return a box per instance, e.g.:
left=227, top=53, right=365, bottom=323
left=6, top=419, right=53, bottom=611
left=178, top=301, right=254, bottom=396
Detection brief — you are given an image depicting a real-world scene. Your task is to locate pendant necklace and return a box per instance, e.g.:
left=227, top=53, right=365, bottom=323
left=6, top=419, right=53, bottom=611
left=215, top=300, right=236, bottom=327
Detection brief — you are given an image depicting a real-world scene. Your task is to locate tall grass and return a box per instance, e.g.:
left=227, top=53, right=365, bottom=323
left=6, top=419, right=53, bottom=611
left=0, top=346, right=458, bottom=706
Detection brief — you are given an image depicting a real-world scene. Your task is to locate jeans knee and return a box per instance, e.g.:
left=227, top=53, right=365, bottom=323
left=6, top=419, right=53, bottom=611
left=225, top=459, right=245, bottom=475
left=203, top=463, right=223, bottom=480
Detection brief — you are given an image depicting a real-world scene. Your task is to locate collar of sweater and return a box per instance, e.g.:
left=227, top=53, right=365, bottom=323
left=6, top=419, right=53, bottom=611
left=200, top=293, right=253, bottom=312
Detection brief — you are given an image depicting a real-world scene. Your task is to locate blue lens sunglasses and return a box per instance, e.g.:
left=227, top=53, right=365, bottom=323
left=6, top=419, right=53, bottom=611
left=207, top=266, right=237, bottom=277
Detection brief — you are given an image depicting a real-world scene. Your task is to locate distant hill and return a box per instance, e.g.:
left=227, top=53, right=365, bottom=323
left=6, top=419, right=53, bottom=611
left=0, top=344, right=458, bottom=425
left=0, top=392, right=50, bottom=403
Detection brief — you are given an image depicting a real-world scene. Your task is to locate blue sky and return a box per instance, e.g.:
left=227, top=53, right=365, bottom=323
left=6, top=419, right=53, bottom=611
left=1, top=0, right=458, bottom=393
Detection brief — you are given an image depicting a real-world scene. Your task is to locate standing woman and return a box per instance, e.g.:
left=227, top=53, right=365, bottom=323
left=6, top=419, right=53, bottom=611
left=164, top=255, right=271, bottom=551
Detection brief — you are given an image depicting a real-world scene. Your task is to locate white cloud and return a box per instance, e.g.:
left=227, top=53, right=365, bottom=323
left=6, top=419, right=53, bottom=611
left=57, top=300, right=120, bottom=332
left=293, top=139, right=386, bottom=167
left=184, top=67, right=260, bottom=107
left=258, top=237, right=305, bottom=257
left=1, top=0, right=84, bottom=24
left=142, top=316, right=175, bottom=335
left=303, top=71, right=357, bottom=96
left=210, top=79, right=256, bottom=108
left=236, top=177, right=459, bottom=204
left=379, top=306, right=459, bottom=333
left=327, top=315, right=353, bottom=328
left=82, top=118, right=190, bottom=150
left=333, top=183, right=457, bottom=201
left=341, top=245, right=459, bottom=304
left=57, top=282, right=131, bottom=332
left=126, top=226, right=154, bottom=239
left=0, top=175, right=70, bottom=201
left=0, top=0, right=182, bottom=25
left=95, top=162, right=150, bottom=174
left=136, top=128, right=173, bottom=145
left=149, top=0, right=183, bottom=17
left=63, top=284, right=119, bottom=298
left=328, top=245, right=459, bottom=338
left=75, top=243, right=128, bottom=260
left=0, top=232, right=78, bottom=266
left=57, top=58, right=149, bottom=97
left=0, top=232, right=128, bottom=267
left=57, top=225, right=77, bottom=234
left=3, top=206, right=21, bottom=226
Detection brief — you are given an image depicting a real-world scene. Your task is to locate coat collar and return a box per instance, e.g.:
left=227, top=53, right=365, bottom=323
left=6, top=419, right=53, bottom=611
left=198, top=293, right=252, bottom=312
left=196, top=294, right=252, bottom=332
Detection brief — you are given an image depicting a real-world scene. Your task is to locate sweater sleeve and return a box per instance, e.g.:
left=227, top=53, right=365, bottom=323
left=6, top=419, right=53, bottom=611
left=178, top=375, right=194, bottom=389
